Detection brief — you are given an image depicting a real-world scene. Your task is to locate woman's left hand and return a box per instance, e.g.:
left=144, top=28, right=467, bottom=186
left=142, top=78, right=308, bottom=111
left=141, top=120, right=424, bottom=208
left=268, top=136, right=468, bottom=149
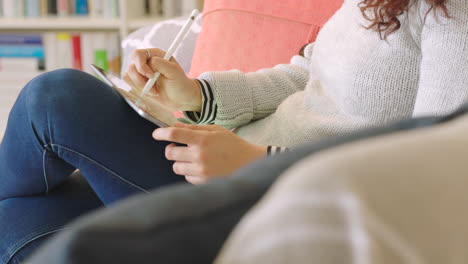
left=152, top=122, right=267, bottom=184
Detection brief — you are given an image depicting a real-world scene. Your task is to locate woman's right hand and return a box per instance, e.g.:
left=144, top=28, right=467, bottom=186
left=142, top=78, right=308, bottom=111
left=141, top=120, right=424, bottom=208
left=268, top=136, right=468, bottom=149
left=124, top=48, right=202, bottom=112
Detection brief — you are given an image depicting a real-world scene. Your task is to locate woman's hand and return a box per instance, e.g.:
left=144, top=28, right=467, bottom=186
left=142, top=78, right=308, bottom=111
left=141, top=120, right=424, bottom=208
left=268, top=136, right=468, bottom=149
left=152, top=122, right=267, bottom=184
left=124, top=48, right=202, bottom=112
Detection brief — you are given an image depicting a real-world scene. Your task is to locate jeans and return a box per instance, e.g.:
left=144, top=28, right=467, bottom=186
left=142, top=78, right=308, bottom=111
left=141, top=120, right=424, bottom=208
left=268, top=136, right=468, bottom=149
left=29, top=99, right=465, bottom=263
left=0, top=69, right=185, bottom=263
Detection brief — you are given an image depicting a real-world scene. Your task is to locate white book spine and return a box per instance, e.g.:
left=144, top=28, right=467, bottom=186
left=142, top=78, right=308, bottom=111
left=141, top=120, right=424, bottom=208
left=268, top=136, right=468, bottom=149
left=90, top=0, right=104, bottom=17
left=0, top=58, right=39, bottom=72
left=80, top=32, right=95, bottom=73
left=2, top=0, right=17, bottom=17
left=44, top=32, right=58, bottom=71
left=103, top=0, right=114, bottom=18
left=56, top=33, right=72, bottom=69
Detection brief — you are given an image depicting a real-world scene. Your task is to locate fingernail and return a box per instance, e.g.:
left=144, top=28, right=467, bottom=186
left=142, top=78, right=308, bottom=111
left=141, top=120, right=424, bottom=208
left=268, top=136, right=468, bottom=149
left=152, top=129, right=160, bottom=137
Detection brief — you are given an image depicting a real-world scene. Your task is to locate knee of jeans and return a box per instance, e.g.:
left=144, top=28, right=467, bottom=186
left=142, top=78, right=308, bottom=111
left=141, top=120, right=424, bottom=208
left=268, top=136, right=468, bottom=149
left=23, top=69, right=103, bottom=121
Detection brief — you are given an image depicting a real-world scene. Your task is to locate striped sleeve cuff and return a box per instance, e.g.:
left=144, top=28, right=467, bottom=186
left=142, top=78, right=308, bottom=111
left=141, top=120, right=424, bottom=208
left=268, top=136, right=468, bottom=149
left=183, top=79, right=217, bottom=125
left=266, top=146, right=290, bottom=157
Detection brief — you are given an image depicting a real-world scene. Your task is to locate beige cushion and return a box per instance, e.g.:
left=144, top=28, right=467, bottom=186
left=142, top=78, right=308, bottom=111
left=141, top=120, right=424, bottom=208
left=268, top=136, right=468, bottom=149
left=216, top=114, right=468, bottom=264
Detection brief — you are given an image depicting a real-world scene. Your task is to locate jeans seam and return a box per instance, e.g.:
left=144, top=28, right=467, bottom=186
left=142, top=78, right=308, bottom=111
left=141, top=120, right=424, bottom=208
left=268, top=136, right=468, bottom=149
left=2, top=227, right=67, bottom=264
left=50, top=144, right=149, bottom=194
left=42, top=147, right=50, bottom=194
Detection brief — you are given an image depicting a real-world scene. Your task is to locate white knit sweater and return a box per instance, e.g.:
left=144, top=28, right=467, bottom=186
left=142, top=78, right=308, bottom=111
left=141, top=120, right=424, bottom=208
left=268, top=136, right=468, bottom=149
left=196, top=0, right=468, bottom=148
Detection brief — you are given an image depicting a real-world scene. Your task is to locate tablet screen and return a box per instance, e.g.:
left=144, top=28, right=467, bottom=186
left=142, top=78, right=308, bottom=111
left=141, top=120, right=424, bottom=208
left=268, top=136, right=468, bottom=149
left=91, top=65, right=172, bottom=127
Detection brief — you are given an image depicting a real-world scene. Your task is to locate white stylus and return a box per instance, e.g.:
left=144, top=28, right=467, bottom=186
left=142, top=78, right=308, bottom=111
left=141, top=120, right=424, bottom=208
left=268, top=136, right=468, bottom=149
left=139, top=9, right=199, bottom=101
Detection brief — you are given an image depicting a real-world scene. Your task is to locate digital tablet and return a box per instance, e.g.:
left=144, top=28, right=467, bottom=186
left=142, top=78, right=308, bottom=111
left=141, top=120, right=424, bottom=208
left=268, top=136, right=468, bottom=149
left=91, top=64, right=169, bottom=128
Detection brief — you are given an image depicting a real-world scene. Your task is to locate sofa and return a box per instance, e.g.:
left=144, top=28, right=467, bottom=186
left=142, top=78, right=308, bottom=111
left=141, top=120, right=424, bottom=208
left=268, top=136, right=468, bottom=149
left=24, top=1, right=468, bottom=263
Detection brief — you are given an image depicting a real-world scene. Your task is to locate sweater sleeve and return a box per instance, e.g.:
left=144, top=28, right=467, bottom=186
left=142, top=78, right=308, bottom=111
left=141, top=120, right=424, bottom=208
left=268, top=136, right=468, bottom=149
left=412, top=0, right=468, bottom=117
left=197, top=44, right=313, bottom=129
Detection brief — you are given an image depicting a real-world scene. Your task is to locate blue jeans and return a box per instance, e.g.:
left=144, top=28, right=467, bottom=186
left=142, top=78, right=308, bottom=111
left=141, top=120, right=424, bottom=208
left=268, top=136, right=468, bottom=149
left=0, top=69, right=185, bottom=263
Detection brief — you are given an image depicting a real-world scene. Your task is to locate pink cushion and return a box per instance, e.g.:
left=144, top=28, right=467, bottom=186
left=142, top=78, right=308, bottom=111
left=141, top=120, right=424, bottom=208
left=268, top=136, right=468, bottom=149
left=188, top=0, right=343, bottom=78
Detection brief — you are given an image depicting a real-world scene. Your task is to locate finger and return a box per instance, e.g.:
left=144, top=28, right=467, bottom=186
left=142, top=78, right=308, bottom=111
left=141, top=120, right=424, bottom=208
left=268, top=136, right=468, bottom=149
left=185, top=176, right=207, bottom=185
left=132, top=49, right=154, bottom=78
left=174, top=122, right=226, bottom=132
left=165, top=143, right=196, bottom=162
left=149, top=57, right=182, bottom=80
left=123, top=73, right=141, bottom=93
left=152, top=127, right=204, bottom=145
left=127, top=64, right=149, bottom=88
left=147, top=48, right=180, bottom=64
left=173, top=162, right=202, bottom=176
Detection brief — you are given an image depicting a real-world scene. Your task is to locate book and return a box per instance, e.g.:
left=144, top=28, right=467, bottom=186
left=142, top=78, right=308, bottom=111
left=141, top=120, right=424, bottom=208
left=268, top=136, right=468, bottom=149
left=0, top=34, right=43, bottom=45
left=16, top=0, right=24, bottom=17
left=57, top=0, right=69, bottom=16
left=56, top=33, right=72, bottom=68
left=106, top=32, right=120, bottom=74
left=89, top=0, right=104, bottom=17
left=103, top=0, right=118, bottom=18
left=47, top=0, right=57, bottom=15
left=40, top=0, right=48, bottom=16
left=0, top=0, right=3, bottom=17
left=80, top=32, right=95, bottom=73
left=71, top=34, right=82, bottom=70
left=25, top=0, right=41, bottom=17
left=2, top=0, right=16, bottom=17
left=43, top=32, right=58, bottom=71
left=75, top=0, right=88, bottom=15
left=0, top=45, right=45, bottom=58
left=93, top=33, right=108, bottom=70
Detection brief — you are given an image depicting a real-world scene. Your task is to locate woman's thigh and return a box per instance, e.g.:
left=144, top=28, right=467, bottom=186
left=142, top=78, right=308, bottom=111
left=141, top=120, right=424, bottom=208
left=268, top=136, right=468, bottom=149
left=0, top=173, right=102, bottom=264
left=0, top=69, right=185, bottom=204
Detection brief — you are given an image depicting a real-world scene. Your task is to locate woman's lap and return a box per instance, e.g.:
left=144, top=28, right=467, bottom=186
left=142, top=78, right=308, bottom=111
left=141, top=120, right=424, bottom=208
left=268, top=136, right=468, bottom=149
left=0, top=69, right=185, bottom=262
left=0, top=173, right=102, bottom=264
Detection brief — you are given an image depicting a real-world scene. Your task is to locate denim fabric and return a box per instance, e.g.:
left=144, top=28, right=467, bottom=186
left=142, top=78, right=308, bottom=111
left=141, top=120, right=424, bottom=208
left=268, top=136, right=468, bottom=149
left=29, top=105, right=468, bottom=263
left=0, top=69, right=185, bottom=263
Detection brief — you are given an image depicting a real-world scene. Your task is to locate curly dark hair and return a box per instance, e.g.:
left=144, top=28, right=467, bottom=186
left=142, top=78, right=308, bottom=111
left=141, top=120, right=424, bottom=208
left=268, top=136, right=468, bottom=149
left=359, top=0, right=450, bottom=39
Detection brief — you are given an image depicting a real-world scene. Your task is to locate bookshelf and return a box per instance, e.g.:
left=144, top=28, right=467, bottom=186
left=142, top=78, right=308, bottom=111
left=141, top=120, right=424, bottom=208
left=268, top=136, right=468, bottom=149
left=0, top=0, right=167, bottom=40
left=0, top=0, right=204, bottom=74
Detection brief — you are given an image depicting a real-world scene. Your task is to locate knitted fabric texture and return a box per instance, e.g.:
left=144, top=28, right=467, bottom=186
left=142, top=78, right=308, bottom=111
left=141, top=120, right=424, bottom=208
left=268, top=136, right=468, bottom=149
left=199, top=0, right=468, bottom=148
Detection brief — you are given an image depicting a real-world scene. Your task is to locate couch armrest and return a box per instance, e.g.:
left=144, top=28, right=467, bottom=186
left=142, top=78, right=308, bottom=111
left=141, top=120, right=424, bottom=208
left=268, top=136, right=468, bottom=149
left=121, top=16, right=202, bottom=76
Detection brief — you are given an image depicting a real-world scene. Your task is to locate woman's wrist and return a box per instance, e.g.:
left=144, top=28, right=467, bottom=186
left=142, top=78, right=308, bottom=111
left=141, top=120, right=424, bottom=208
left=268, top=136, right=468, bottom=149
left=191, top=79, right=203, bottom=112
left=250, top=144, right=268, bottom=160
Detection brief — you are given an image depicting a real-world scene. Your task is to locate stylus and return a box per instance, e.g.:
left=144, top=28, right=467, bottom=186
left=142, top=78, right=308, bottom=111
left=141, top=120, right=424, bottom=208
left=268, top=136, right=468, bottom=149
left=138, top=9, right=199, bottom=102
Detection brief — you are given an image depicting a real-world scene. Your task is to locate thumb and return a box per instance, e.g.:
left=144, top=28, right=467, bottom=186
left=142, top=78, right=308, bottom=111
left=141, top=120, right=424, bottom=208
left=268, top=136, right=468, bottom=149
left=132, top=50, right=154, bottom=79
left=149, top=56, right=183, bottom=80
left=175, top=122, right=225, bottom=132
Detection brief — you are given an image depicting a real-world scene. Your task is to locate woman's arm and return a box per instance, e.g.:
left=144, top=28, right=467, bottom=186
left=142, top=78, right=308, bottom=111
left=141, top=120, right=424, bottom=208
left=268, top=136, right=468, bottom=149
left=194, top=44, right=313, bottom=129
left=412, top=0, right=468, bottom=117
left=125, top=45, right=312, bottom=129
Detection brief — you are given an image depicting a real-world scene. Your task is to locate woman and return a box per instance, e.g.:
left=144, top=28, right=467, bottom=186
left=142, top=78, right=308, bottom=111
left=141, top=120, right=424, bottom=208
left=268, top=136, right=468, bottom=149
left=1, top=0, right=467, bottom=262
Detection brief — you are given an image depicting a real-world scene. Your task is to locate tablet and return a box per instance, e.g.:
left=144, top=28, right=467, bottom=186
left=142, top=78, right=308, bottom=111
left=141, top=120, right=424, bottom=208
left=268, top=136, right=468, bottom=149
left=91, top=64, right=169, bottom=128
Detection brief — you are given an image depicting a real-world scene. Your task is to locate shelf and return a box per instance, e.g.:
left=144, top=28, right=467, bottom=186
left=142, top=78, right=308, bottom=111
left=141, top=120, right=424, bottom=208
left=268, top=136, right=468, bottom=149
left=0, top=17, right=122, bottom=30
left=128, top=17, right=165, bottom=29
left=0, top=16, right=166, bottom=31
left=0, top=71, right=43, bottom=82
